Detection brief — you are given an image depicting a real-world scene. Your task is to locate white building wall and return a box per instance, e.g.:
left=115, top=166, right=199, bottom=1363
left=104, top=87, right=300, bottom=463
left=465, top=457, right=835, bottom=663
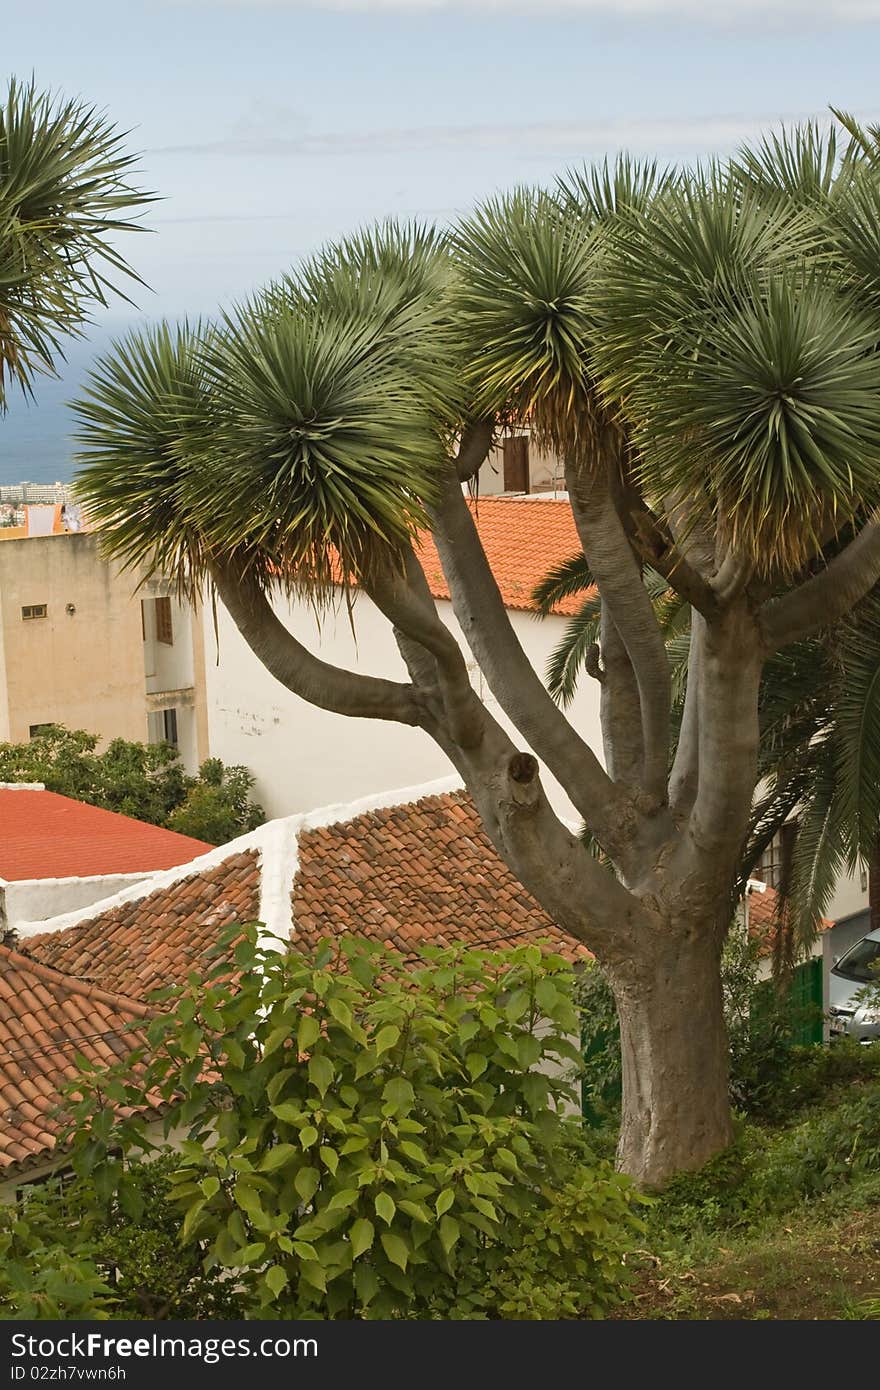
left=204, top=589, right=603, bottom=823
left=1, top=871, right=157, bottom=931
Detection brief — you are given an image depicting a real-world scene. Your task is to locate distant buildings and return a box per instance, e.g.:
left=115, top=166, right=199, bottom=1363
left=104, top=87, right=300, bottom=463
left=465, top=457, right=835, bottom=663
left=0, top=530, right=209, bottom=771
left=0, top=480, right=73, bottom=505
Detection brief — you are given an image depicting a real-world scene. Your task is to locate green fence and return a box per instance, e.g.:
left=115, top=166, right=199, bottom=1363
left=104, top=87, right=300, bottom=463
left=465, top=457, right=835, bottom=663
left=753, top=955, right=825, bottom=1047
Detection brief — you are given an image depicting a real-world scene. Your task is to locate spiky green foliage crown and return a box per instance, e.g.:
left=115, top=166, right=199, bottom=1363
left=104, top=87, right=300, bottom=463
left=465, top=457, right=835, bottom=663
left=74, top=225, right=462, bottom=598
left=0, top=77, right=152, bottom=404
left=74, top=123, right=880, bottom=599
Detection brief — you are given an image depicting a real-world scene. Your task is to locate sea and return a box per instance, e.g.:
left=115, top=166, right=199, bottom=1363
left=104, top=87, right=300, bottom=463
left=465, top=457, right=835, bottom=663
left=0, top=326, right=123, bottom=487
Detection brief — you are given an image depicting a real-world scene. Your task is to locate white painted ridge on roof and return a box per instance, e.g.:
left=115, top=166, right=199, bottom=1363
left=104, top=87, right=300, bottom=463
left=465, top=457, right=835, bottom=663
left=16, top=773, right=465, bottom=943
left=0, top=782, right=46, bottom=791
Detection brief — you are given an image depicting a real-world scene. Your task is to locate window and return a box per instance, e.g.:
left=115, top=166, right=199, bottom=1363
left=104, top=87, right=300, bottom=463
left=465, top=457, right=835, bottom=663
left=155, top=596, right=174, bottom=646
left=832, top=936, right=880, bottom=984
left=755, top=822, right=797, bottom=891
left=21, top=604, right=47, bottom=621
left=29, top=723, right=54, bottom=739
left=162, top=707, right=179, bottom=747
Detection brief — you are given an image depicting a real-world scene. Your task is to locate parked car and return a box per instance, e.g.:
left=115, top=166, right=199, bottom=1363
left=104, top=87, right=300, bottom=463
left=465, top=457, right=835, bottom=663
left=828, top=928, right=880, bottom=1043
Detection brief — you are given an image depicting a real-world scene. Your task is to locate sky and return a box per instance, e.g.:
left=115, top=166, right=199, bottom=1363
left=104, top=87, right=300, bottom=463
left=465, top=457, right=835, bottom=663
left=2, top=0, right=880, bottom=482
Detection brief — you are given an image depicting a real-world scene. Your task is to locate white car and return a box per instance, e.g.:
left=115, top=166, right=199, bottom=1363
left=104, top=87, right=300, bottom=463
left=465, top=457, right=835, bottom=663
left=828, top=928, right=880, bottom=1043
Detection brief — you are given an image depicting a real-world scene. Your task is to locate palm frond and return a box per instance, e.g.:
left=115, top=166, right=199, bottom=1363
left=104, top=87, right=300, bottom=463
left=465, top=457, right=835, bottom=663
left=72, top=321, right=215, bottom=596
left=556, top=154, right=675, bottom=223
left=452, top=188, right=603, bottom=453
left=545, top=594, right=602, bottom=707
left=0, top=77, right=152, bottom=404
left=531, top=551, right=592, bottom=615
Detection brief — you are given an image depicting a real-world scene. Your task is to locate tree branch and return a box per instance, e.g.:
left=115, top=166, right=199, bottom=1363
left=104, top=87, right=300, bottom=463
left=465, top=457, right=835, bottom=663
left=365, top=551, right=485, bottom=749
left=598, top=604, right=644, bottom=787
left=565, top=454, right=671, bottom=803
left=453, top=418, right=495, bottom=484
left=439, top=721, right=659, bottom=950
left=210, top=561, right=423, bottom=727
left=688, top=603, right=763, bottom=863
left=668, top=617, right=703, bottom=815
left=760, top=515, right=880, bottom=649
left=428, top=470, right=639, bottom=857
left=621, top=489, right=721, bottom=619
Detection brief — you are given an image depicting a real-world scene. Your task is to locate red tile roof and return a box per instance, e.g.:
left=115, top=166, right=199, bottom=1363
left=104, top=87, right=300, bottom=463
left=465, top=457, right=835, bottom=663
left=25, top=851, right=261, bottom=999
left=25, top=792, right=585, bottom=1002
left=292, top=790, right=586, bottom=962
left=0, top=788, right=212, bottom=882
left=0, top=944, right=152, bottom=1177
left=414, top=495, right=582, bottom=615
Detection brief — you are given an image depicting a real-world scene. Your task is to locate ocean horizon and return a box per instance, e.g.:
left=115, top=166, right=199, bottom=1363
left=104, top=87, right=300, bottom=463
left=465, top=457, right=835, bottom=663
left=0, top=324, right=126, bottom=487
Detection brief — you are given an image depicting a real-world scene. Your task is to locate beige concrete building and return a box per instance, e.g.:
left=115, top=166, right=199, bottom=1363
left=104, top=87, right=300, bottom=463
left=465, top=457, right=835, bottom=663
left=0, top=531, right=208, bottom=770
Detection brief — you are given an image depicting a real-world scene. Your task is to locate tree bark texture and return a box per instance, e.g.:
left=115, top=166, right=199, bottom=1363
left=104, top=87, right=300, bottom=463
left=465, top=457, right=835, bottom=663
left=604, top=926, right=733, bottom=1187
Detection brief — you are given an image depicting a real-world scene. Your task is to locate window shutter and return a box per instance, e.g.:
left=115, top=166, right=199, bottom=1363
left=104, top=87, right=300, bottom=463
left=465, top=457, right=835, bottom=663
left=502, top=436, right=530, bottom=493
left=155, top=596, right=174, bottom=645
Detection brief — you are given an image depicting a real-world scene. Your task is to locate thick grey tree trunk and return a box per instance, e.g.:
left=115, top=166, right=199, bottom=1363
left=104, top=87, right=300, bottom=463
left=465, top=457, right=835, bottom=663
left=606, top=926, right=733, bottom=1187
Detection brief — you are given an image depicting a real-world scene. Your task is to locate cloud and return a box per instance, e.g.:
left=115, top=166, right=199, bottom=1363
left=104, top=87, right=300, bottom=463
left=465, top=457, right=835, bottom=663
left=147, top=109, right=841, bottom=161
left=164, top=0, right=880, bottom=21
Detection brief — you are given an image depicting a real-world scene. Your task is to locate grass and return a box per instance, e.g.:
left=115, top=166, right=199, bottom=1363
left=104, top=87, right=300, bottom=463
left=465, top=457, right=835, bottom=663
left=621, top=1194, right=880, bottom=1319
left=608, top=1048, right=880, bottom=1320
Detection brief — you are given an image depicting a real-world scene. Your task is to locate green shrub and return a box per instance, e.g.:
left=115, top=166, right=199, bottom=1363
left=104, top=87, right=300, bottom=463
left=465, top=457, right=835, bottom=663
left=69, top=930, right=645, bottom=1319
left=0, top=1157, right=241, bottom=1320
left=0, top=1191, right=115, bottom=1320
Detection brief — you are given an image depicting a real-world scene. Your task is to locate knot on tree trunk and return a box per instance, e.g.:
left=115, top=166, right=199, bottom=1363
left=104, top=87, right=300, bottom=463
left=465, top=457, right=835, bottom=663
left=508, top=751, right=538, bottom=784
left=505, top=751, right=541, bottom=810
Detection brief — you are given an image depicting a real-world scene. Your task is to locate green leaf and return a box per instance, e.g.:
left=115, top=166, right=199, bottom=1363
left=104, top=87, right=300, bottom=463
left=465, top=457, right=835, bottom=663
left=299, top=1125, right=319, bottom=1149
left=466, top=1052, right=488, bottom=1080
left=350, top=1217, right=375, bottom=1259
left=327, top=1187, right=360, bottom=1211
left=264, top=1265, right=288, bottom=1298
left=380, top=1232, right=408, bottom=1271
left=319, top=1145, right=339, bottom=1174
left=294, top=1166, right=320, bottom=1203
left=375, top=1192, right=396, bottom=1226
left=300, top=1260, right=327, bottom=1292
left=237, top=1241, right=267, bottom=1265
left=382, top=1076, right=415, bottom=1115
left=200, top=1175, right=220, bottom=1198
left=328, top=997, right=353, bottom=1030
left=297, top=1014, right=321, bottom=1053
left=375, top=1025, right=401, bottom=1055
left=271, top=1102, right=303, bottom=1125
left=435, top=1188, right=455, bottom=1217
left=438, top=1215, right=460, bottom=1254
left=308, top=1054, right=334, bottom=1097
left=263, top=1024, right=291, bottom=1057
left=258, top=1143, right=299, bottom=1173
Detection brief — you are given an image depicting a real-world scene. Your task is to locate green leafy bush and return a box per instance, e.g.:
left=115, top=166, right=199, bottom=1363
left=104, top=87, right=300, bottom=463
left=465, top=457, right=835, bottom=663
left=166, top=758, right=265, bottom=844
left=0, top=1157, right=241, bottom=1320
left=69, top=930, right=645, bottom=1319
left=0, top=1191, right=115, bottom=1320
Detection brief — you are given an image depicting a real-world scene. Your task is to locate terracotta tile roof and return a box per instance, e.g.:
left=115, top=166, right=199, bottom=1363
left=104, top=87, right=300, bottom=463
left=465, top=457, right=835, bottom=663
left=23, top=786, right=585, bottom=1003
left=292, top=790, right=586, bottom=963
left=25, top=851, right=261, bottom=999
left=0, top=788, right=212, bottom=882
left=0, top=944, right=152, bottom=1178
left=413, top=495, right=583, bottom=616
left=289, top=820, right=827, bottom=967
left=744, top=881, right=833, bottom=951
